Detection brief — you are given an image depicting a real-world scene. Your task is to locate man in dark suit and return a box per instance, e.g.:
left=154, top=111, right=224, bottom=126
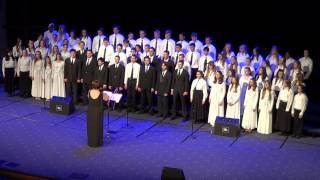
left=64, top=49, right=81, bottom=104
left=95, top=57, right=108, bottom=89
left=170, top=60, right=189, bottom=119
left=76, top=41, right=87, bottom=99
left=155, top=63, right=172, bottom=120
left=127, top=48, right=142, bottom=65
left=81, top=50, right=97, bottom=105
left=108, top=55, right=125, bottom=110
left=161, top=50, right=174, bottom=73
left=149, top=47, right=161, bottom=73
left=138, top=56, right=156, bottom=115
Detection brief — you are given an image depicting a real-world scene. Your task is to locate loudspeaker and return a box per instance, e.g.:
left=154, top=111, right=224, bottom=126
left=161, top=167, right=185, bottom=180
left=214, top=116, right=240, bottom=137
left=50, top=96, right=74, bottom=115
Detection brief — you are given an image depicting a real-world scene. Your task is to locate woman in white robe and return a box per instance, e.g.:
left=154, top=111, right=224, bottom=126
left=239, top=67, right=252, bottom=115
left=226, top=76, right=241, bottom=120
left=36, top=40, right=48, bottom=60
left=242, top=79, right=259, bottom=132
left=42, top=56, right=52, bottom=100
left=257, top=81, right=274, bottom=134
left=51, top=53, right=65, bottom=97
left=208, top=71, right=226, bottom=126
left=31, top=51, right=44, bottom=99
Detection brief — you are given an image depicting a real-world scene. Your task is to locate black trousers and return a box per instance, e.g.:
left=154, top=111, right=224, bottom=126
left=127, top=79, right=137, bottom=111
left=19, top=71, right=31, bottom=97
left=4, top=68, right=15, bottom=95
left=158, top=95, right=169, bottom=117
left=171, top=90, right=187, bottom=117
left=82, top=82, right=90, bottom=104
left=66, top=82, right=78, bottom=104
left=140, top=87, right=153, bottom=112
left=293, top=109, right=304, bottom=136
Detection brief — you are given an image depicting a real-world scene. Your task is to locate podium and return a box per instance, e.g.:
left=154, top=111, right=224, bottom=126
left=50, top=96, right=74, bottom=115
left=214, top=116, right=240, bottom=137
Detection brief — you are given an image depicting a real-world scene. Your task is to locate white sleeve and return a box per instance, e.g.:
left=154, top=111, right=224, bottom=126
left=124, top=64, right=128, bottom=85
left=202, top=81, right=208, bottom=103
left=2, top=58, right=5, bottom=77
left=269, top=91, right=275, bottom=112
left=286, top=90, right=294, bottom=112
left=300, top=95, right=308, bottom=117
left=305, top=60, right=313, bottom=79
left=190, top=80, right=195, bottom=102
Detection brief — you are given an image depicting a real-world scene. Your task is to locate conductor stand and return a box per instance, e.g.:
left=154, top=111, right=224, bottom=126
left=103, top=89, right=123, bottom=138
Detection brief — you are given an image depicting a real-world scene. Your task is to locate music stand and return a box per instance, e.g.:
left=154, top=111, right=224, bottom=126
left=103, top=90, right=122, bottom=138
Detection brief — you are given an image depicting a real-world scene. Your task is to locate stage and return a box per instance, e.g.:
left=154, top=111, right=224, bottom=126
left=0, top=90, right=320, bottom=179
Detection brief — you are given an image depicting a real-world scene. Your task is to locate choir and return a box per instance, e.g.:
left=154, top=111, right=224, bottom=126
left=1, top=22, right=313, bottom=138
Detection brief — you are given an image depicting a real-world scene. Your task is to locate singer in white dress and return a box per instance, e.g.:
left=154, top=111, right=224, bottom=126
left=208, top=71, right=226, bottom=126
left=242, top=79, right=259, bottom=132
left=43, top=56, right=52, bottom=100
left=226, top=77, right=241, bottom=120
left=31, top=51, right=44, bottom=99
left=257, top=81, right=274, bottom=134
left=51, top=53, right=65, bottom=97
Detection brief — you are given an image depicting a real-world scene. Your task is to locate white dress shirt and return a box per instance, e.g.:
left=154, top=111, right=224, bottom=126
left=176, top=40, right=189, bottom=54
left=109, top=33, right=125, bottom=46
left=111, top=52, right=127, bottom=66
left=172, top=51, right=184, bottom=65
left=189, top=40, right=203, bottom=54
left=97, top=45, right=114, bottom=62
left=186, top=51, right=200, bottom=68
left=198, top=55, right=213, bottom=72
left=92, top=35, right=106, bottom=54
left=190, top=78, right=208, bottom=103
left=43, top=30, right=58, bottom=45
left=129, top=39, right=136, bottom=47
left=17, top=56, right=32, bottom=76
left=150, top=38, right=163, bottom=56
left=160, top=39, right=175, bottom=56
left=12, top=46, right=22, bottom=59
left=2, top=57, right=16, bottom=76
left=202, top=44, right=217, bottom=61
left=81, top=36, right=92, bottom=50
left=272, top=78, right=284, bottom=92
left=124, top=62, right=141, bottom=86
left=276, top=87, right=294, bottom=111
left=299, top=57, right=313, bottom=79
left=135, top=37, right=150, bottom=49
left=174, top=61, right=191, bottom=79
left=291, top=93, right=308, bottom=116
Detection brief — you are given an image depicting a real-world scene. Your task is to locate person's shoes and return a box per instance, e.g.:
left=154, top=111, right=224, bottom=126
left=156, top=113, right=163, bottom=118
left=171, top=115, right=176, bottom=120
left=162, top=115, right=168, bottom=120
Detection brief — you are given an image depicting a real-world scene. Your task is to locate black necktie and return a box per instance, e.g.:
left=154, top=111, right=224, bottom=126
left=141, top=39, right=143, bottom=49
left=204, top=58, right=207, bottom=72
left=98, top=37, right=101, bottom=52
left=166, top=40, right=169, bottom=51
left=103, top=47, right=106, bottom=59
left=175, top=54, right=178, bottom=64
left=86, top=59, right=90, bottom=66
left=114, top=35, right=117, bottom=51
left=178, top=70, right=181, bottom=76
left=155, top=39, right=158, bottom=55
left=190, top=52, right=193, bottom=66
left=130, top=63, right=134, bottom=78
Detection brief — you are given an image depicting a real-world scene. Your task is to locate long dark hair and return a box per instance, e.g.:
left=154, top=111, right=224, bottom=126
left=5, top=49, right=13, bottom=61
left=256, top=67, right=267, bottom=81
left=230, top=76, right=239, bottom=93
left=214, top=70, right=223, bottom=84
left=262, top=80, right=271, bottom=101
left=248, top=79, right=257, bottom=91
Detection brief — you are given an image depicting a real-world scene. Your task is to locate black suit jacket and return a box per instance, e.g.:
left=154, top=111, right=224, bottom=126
left=161, top=59, right=175, bottom=73
left=156, top=71, right=172, bottom=95
left=95, top=65, right=108, bottom=86
left=150, top=56, right=161, bottom=73
left=64, top=57, right=81, bottom=83
left=171, top=69, right=189, bottom=93
left=76, top=49, right=87, bottom=65
left=81, top=58, right=97, bottom=84
left=138, top=65, right=156, bottom=90
left=108, top=64, right=125, bottom=88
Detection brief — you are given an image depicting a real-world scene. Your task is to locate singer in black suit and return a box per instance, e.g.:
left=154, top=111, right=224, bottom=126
left=95, top=57, right=108, bottom=89
left=161, top=50, right=175, bottom=72
left=76, top=41, right=87, bottom=99
left=138, top=56, right=156, bottom=114
left=108, top=55, right=125, bottom=110
left=81, top=50, right=97, bottom=105
left=155, top=63, right=172, bottom=119
left=64, top=49, right=81, bottom=104
left=148, top=47, right=161, bottom=73
left=171, top=60, right=189, bottom=119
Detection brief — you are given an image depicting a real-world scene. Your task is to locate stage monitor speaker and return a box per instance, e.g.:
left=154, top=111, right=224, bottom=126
left=214, top=116, right=240, bottom=137
left=161, top=167, right=185, bottom=180
left=50, top=96, right=74, bottom=115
